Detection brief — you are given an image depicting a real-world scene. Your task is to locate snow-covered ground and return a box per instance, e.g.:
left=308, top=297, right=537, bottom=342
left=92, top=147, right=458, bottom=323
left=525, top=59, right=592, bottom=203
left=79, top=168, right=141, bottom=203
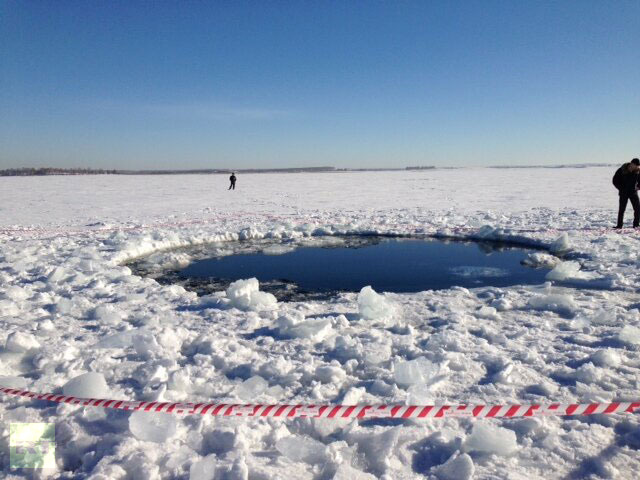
left=1, top=166, right=639, bottom=479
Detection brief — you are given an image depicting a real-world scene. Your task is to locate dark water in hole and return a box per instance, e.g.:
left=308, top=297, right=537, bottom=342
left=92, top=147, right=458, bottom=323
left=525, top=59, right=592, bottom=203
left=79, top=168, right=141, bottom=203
left=176, top=237, right=548, bottom=299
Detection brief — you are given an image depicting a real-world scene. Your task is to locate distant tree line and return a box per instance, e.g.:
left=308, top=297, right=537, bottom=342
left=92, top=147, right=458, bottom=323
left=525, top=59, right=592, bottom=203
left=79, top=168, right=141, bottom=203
left=1, top=165, right=442, bottom=176
left=0, top=167, right=118, bottom=176
left=0, top=166, right=342, bottom=176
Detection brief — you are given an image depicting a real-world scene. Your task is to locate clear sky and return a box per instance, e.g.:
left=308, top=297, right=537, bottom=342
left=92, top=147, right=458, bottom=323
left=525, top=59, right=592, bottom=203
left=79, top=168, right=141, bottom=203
left=1, top=1, right=638, bottom=170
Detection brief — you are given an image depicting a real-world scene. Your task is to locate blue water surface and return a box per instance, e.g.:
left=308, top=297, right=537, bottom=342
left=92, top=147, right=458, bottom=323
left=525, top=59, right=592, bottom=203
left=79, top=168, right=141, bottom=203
left=179, top=237, right=548, bottom=294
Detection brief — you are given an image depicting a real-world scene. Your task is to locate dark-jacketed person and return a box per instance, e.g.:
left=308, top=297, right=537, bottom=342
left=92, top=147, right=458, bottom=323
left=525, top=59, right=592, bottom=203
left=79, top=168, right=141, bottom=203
left=613, top=158, right=640, bottom=229
left=228, top=172, right=236, bottom=190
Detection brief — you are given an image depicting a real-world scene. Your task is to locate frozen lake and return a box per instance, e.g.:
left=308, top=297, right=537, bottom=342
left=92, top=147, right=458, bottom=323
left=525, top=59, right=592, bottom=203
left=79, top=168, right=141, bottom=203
left=2, top=167, right=639, bottom=479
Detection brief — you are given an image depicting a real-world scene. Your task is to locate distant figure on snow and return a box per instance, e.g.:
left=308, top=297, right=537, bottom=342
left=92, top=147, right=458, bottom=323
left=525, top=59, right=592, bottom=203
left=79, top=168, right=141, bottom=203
left=228, top=172, right=236, bottom=190
left=612, top=158, right=640, bottom=229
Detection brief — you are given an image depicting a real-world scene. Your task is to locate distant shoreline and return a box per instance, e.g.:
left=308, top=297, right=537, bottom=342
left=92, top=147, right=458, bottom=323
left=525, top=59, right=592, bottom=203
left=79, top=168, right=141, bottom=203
left=0, top=164, right=615, bottom=176
left=0, top=166, right=435, bottom=176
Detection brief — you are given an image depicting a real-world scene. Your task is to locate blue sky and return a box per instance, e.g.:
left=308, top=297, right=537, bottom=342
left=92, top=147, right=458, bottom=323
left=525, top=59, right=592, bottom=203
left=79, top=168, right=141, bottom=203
left=1, top=1, right=638, bottom=169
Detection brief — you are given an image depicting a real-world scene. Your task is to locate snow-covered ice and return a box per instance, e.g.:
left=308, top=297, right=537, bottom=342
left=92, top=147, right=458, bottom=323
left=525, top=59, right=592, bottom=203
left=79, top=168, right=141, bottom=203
left=234, top=375, right=268, bottom=401
left=527, top=292, right=578, bottom=317
left=545, top=260, right=587, bottom=281
left=463, top=423, right=518, bottom=456
left=129, top=410, right=178, bottom=443
left=4, top=331, right=40, bottom=353
left=357, top=286, right=395, bottom=322
left=394, top=357, right=448, bottom=388
left=276, top=312, right=334, bottom=341
left=434, top=452, right=475, bottom=480
left=1, top=167, right=640, bottom=478
left=189, top=454, right=217, bottom=480
left=225, top=277, right=278, bottom=311
left=618, top=325, right=640, bottom=345
left=275, top=435, right=327, bottom=464
left=62, top=372, right=110, bottom=398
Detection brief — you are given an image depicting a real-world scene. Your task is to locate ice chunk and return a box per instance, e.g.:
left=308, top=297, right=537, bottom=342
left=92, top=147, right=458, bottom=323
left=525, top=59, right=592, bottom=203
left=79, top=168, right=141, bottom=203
left=351, top=427, right=401, bottom=475
left=357, top=286, right=394, bottom=321
left=341, top=386, right=365, bottom=404
left=394, top=357, right=448, bottom=387
left=492, top=362, right=514, bottom=384
left=238, top=227, right=261, bottom=240
left=450, top=266, right=508, bottom=278
left=262, top=245, right=296, bottom=255
left=406, top=383, right=435, bottom=405
left=463, top=423, right=517, bottom=456
left=55, top=297, right=74, bottom=314
left=0, top=299, right=19, bottom=316
left=546, top=261, right=587, bottom=281
left=265, top=385, right=284, bottom=400
left=38, top=319, right=55, bottom=331
left=475, top=225, right=497, bottom=238
left=0, top=376, right=28, bottom=389
left=573, top=362, right=601, bottom=384
left=315, top=365, right=346, bottom=384
left=168, top=370, right=191, bottom=393
left=276, top=313, right=333, bottom=341
left=92, top=304, right=122, bottom=324
left=132, top=332, right=162, bottom=359
left=47, top=266, right=67, bottom=283
left=590, top=349, right=621, bottom=367
left=158, top=253, right=191, bottom=270
left=550, top=233, right=570, bottom=253
left=476, top=306, right=499, bottom=319
left=521, top=252, right=561, bottom=269
left=567, top=316, right=590, bottom=330
left=334, top=464, right=376, bottom=480
left=235, top=375, right=268, bottom=400
left=5, top=331, right=40, bottom=353
left=95, top=329, right=160, bottom=358
left=129, top=410, right=177, bottom=443
left=189, top=454, right=217, bottom=480
left=527, top=293, right=577, bottom=317
left=591, top=309, right=617, bottom=325
left=62, top=372, right=110, bottom=398
left=434, top=453, right=475, bottom=480
left=275, top=435, right=327, bottom=464
left=490, top=297, right=512, bottom=311
left=96, top=330, right=137, bottom=349
left=527, top=380, right=558, bottom=397
left=155, top=327, right=184, bottom=354
left=618, top=325, right=640, bottom=345
left=313, top=418, right=349, bottom=438
left=226, top=278, right=277, bottom=311
left=363, top=342, right=391, bottom=364
left=228, top=456, right=248, bottom=480
left=3, top=286, right=29, bottom=301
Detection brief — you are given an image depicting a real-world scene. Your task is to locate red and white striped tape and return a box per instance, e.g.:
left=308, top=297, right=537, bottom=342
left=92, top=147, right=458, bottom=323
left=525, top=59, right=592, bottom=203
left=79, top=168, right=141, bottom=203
left=2, top=387, right=639, bottom=419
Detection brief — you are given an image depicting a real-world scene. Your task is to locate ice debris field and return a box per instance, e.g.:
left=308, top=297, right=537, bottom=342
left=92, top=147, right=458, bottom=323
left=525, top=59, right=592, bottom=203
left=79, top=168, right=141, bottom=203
left=1, top=167, right=640, bottom=479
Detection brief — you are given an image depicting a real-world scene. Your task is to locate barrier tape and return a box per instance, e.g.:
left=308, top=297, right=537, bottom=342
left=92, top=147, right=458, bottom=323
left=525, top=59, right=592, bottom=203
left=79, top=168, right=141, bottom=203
left=2, top=388, right=639, bottom=419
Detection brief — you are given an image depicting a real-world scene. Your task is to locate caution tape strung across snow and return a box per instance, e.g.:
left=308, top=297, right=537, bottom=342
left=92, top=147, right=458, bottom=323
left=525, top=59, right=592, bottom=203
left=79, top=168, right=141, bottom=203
left=2, top=387, right=639, bottom=420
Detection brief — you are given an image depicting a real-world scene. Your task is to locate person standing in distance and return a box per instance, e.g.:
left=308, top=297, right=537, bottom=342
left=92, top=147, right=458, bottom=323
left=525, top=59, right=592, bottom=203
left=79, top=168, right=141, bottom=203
left=228, top=172, right=236, bottom=190
left=612, top=158, right=640, bottom=229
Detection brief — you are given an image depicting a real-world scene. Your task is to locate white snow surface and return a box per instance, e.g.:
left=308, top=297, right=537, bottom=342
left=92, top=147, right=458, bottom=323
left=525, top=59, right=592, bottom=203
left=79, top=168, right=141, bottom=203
left=1, top=167, right=640, bottom=479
